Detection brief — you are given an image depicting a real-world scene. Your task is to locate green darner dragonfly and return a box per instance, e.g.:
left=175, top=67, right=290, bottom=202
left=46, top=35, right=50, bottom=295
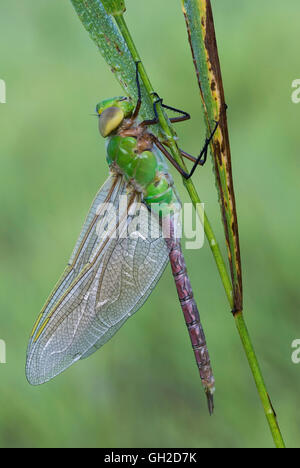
left=26, top=64, right=218, bottom=413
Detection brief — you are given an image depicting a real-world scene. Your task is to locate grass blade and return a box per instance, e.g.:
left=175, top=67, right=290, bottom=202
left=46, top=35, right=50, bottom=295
left=182, top=0, right=242, bottom=312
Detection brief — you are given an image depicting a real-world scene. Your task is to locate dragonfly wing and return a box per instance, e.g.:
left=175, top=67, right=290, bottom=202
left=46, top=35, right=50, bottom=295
left=81, top=218, right=168, bottom=360
left=32, top=176, right=125, bottom=324
left=26, top=177, right=169, bottom=385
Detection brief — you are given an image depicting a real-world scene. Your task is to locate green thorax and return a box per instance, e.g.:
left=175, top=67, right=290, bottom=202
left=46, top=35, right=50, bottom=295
left=107, top=134, right=174, bottom=207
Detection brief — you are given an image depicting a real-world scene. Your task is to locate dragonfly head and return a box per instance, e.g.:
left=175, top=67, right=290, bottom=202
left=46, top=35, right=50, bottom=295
left=96, top=97, right=134, bottom=137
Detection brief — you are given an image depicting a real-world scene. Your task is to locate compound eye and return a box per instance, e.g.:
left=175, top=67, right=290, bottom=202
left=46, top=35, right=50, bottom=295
left=98, top=107, right=125, bottom=138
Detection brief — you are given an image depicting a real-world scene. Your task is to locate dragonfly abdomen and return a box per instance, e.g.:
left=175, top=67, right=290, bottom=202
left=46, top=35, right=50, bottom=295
left=165, top=233, right=215, bottom=413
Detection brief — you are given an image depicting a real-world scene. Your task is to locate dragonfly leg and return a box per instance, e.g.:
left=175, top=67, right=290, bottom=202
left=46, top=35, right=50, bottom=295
left=151, top=131, right=211, bottom=180
left=179, top=149, right=204, bottom=165
left=150, top=120, right=218, bottom=180
left=182, top=103, right=228, bottom=177
left=131, top=61, right=142, bottom=120
left=140, top=95, right=162, bottom=127
left=184, top=120, right=219, bottom=179
left=150, top=134, right=190, bottom=179
left=160, top=144, right=208, bottom=167
left=153, top=94, right=191, bottom=124
left=140, top=94, right=191, bottom=127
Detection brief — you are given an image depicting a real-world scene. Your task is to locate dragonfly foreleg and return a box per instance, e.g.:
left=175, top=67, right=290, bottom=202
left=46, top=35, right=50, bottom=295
left=131, top=61, right=142, bottom=121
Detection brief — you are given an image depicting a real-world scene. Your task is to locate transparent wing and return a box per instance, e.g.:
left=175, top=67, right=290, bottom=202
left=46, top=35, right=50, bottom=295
left=26, top=175, right=169, bottom=385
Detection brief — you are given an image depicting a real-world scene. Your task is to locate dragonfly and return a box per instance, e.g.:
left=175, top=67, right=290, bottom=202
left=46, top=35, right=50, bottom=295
left=26, top=63, right=218, bottom=413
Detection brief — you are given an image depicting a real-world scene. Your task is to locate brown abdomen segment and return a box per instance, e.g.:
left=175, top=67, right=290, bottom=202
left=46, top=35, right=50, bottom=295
left=165, top=235, right=215, bottom=414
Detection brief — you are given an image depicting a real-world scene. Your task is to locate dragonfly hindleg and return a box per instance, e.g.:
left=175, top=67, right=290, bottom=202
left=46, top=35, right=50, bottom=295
left=155, top=120, right=220, bottom=179
left=149, top=120, right=219, bottom=181
left=183, top=119, right=220, bottom=179
left=150, top=134, right=190, bottom=179
left=181, top=104, right=227, bottom=177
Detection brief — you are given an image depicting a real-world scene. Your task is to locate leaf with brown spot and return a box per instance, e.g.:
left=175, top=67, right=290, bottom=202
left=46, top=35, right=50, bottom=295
left=182, top=0, right=243, bottom=312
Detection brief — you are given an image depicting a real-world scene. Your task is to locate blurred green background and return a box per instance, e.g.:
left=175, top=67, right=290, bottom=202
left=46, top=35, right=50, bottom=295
left=0, top=0, right=299, bottom=448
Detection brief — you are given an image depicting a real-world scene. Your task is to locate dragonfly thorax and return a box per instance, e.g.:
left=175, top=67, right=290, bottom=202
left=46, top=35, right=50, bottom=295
left=107, top=135, right=173, bottom=207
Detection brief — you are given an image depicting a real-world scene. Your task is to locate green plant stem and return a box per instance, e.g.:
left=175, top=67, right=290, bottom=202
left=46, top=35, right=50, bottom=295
left=114, top=12, right=285, bottom=448
left=114, top=15, right=154, bottom=92
left=235, top=312, right=285, bottom=448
